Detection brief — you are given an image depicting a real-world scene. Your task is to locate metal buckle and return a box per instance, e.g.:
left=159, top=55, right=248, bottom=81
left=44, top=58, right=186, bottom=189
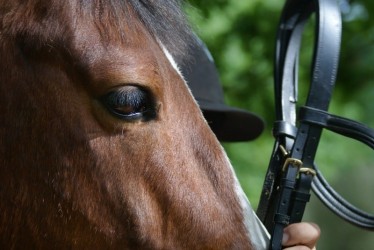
left=282, top=157, right=303, bottom=172
left=279, top=145, right=303, bottom=172
left=299, top=167, right=316, bottom=176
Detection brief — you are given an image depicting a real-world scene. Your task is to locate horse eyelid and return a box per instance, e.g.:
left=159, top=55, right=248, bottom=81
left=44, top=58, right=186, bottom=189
left=99, top=85, right=157, bottom=121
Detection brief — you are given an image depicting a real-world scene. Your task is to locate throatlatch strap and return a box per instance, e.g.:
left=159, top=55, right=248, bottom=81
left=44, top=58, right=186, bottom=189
left=300, top=106, right=374, bottom=229
left=299, top=106, right=374, bottom=149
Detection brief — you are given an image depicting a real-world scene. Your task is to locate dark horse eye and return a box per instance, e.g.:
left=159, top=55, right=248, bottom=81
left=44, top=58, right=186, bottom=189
left=100, top=85, right=156, bottom=121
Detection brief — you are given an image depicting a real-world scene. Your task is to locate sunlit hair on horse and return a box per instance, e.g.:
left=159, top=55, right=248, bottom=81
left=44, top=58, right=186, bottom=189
left=0, top=0, right=265, bottom=249
left=2, top=0, right=193, bottom=56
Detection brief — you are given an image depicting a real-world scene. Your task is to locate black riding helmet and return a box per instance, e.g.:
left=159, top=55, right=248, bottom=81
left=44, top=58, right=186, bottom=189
left=180, top=39, right=264, bottom=142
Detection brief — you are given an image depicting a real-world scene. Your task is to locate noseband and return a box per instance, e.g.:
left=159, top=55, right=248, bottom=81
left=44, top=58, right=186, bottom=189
left=256, top=0, right=374, bottom=249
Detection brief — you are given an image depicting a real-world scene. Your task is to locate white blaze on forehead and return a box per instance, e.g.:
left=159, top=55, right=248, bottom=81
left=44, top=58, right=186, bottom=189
left=158, top=42, right=200, bottom=107
left=159, top=43, right=184, bottom=78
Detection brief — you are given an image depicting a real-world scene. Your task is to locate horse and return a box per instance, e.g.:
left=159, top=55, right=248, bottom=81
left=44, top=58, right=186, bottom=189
left=0, top=0, right=267, bottom=249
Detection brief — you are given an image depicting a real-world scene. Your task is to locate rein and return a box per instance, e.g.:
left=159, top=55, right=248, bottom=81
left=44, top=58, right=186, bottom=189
left=256, top=0, right=374, bottom=249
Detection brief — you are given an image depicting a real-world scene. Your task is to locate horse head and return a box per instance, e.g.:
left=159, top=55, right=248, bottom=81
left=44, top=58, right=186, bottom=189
left=0, top=1, right=266, bottom=248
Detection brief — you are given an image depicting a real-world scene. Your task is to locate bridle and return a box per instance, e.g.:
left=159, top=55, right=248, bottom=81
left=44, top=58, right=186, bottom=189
left=256, top=0, right=374, bottom=249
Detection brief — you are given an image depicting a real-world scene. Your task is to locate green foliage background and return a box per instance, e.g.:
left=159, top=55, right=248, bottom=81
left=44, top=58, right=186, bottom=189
left=185, top=0, right=374, bottom=249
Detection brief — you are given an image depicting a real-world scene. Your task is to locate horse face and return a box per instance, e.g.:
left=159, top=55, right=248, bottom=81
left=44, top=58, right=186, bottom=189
left=0, top=1, right=254, bottom=249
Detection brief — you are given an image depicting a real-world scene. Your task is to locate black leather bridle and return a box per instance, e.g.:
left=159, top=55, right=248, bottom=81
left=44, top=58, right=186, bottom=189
left=256, top=0, right=374, bottom=249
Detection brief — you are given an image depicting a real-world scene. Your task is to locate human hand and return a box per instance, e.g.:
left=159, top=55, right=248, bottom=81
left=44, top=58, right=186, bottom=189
left=282, top=222, right=320, bottom=250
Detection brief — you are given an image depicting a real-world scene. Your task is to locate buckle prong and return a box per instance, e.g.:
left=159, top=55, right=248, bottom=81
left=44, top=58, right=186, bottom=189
left=279, top=144, right=289, bottom=157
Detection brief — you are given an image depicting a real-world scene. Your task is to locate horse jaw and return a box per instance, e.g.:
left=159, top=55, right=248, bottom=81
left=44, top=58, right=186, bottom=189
left=229, top=156, right=270, bottom=249
left=161, top=44, right=270, bottom=249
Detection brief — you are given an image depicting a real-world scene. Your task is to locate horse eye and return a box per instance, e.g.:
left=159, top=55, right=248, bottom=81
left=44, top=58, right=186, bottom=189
left=100, top=85, right=156, bottom=121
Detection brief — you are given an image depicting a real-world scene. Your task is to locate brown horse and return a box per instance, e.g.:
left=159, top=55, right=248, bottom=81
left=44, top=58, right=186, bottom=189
left=0, top=0, right=268, bottom=249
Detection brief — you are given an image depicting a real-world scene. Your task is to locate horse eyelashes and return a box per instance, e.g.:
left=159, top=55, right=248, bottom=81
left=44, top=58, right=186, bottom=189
left=100, top=85, right=156, bottom=121
left=110, top=88, right=146, bottom=110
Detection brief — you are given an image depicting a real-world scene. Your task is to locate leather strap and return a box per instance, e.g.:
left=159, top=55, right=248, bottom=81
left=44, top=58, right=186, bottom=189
left=257, top=0, right=342, bottom=249
left=258, top=0, right=374, bottom=248
left=300, top=106, right=374, bottom=229
left=300, top=106, right=374, bottom=148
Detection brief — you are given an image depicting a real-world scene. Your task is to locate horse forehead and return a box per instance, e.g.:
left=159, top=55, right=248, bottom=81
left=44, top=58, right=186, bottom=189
left=3, top=0, right=186, bottom=89
left=70, top=16, right=152, bottom=60
left=78, top=44, right=162, bottom=86
left=68, top=20, right=177, bottom=86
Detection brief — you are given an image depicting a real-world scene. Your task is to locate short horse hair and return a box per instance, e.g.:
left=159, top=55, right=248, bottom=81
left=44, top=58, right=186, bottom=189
left=128, top=0, right=195, bottom=60
left=4, top=0, right=196, bottom=62
left=80, top=0, right=196, bottom=61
